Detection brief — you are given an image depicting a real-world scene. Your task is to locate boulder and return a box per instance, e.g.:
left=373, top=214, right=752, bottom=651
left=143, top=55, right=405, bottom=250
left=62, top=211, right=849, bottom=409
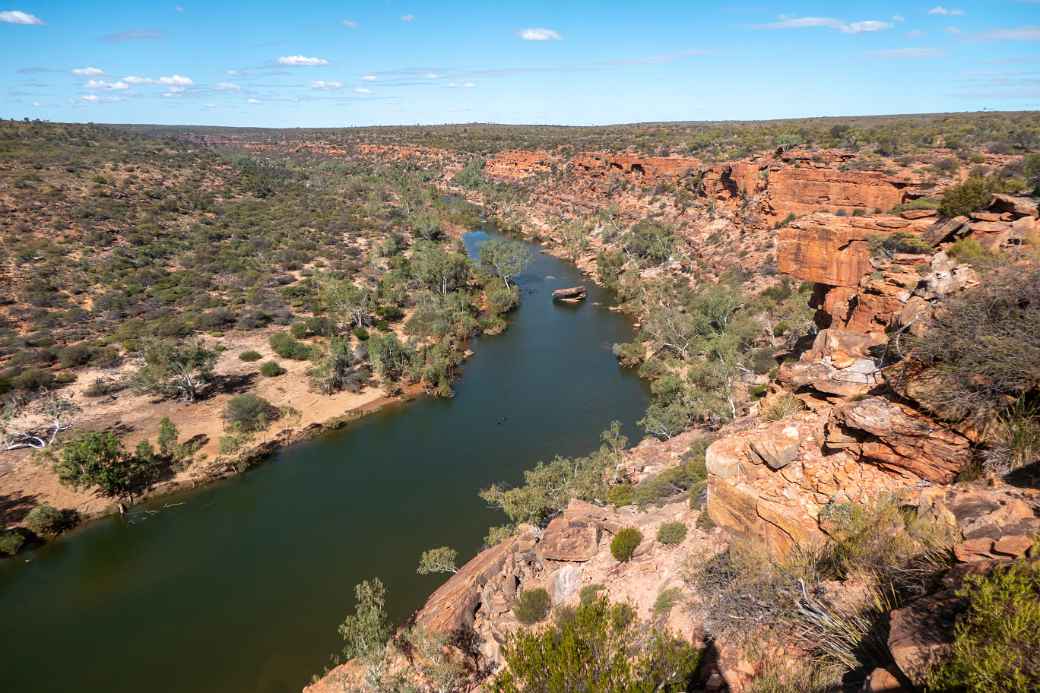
left=863, top=665, right=911, bottom=692
left=989, top=193, right=1038, bottom=219
left=548, top=565, right=582, bottom=604
left=888, top=589, right=962, bottom=687
left=826, top=397, right=971, bottom=483
left=540, top=515, right=599, bottom=562
left=921, top=216, right=968, bottom=246
left=900, top=209, right=937, bottom=220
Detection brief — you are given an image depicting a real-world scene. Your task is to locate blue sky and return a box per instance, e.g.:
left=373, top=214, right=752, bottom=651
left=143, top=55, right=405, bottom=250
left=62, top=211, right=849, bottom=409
left=2, top=1, right=1038, bottom=127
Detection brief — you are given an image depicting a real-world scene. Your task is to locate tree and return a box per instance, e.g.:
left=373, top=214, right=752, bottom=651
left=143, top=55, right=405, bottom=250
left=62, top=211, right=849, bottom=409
left=320, top=276, right=373, bottom=331
left=307, top=336, right=354, bottom=394
left=417, top=546, right=458, bottom=574
left=54, top=431, right=161, bottom=503
left=338, top=578, right=390, bottom=662
left=367, top=333, right=413, bottom=383
left=223, top=394, right=279, bottom=433
left=623, top=219, right=675, bottom=267
left=557, top=219, right=591, bottom=261
left=939, top=176, right=996, bottom=218
left=132, top=338, right=217, bottom=402
left=411, top=241, right=470, bottom=296
left=479, top=238, right=531, bottom=290
left=157, top=416, right=179, bottom=458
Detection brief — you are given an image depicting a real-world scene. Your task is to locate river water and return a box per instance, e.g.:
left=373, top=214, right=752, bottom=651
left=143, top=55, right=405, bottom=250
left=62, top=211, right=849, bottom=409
left=0, top=230, right=648, bottom=693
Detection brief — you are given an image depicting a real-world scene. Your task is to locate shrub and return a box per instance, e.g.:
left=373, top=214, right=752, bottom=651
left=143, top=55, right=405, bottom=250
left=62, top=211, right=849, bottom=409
left=607, top=483, right=635, bottom=507
left=624, top=219, right=675, bottom=266
left=352, top=326, right=369, bottom=341
left=926, top=561, right=1040, bottom=692
left=939, top=176, right=996, bottom=218
left=494, top=597, right=700, bottom=692
left=579, top=584, right=605, bottom=605
left=902, top=268, right=1040, bottom=432
left=763, top=393, right=804, bottom=422
left=0, top=529, right=27, bottom=557
left=513, top=588, right=551, bottom=625
left=653, top=587, right=684, bottom=615
left=238, top=350, right=262, bottom=362
left=54, top=431, right=162, bottom=502
left=259, top=360, right=285, bottom=377
left=611, top=527, right=643, bottom=562
left=337, top=578, right=390, bottom=662
left=268, top=332, right=311, bottom=360
left=868, top=232, right=932, bottom=258
left=946, top=237, right=999, bottom=268
left=25, top=504, right=74, bottom=536
left=223, top=394, right=279, bottom=433
left=657, top=521, right=688, bottom=546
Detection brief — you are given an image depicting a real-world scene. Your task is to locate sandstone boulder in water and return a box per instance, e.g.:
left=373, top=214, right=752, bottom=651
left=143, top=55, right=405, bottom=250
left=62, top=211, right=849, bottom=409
left=552, top=286, right=587, bottom=303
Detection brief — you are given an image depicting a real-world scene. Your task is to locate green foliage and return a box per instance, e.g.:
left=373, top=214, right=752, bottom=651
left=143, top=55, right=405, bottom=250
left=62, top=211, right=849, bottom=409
left=926, top=562, right=1040, bottom=692
left=631, top=438, right=710, bottom=508
left=596, top=249, right=626, bottom=290
left=366, top=332, right=413, bottom=383
left=306, top=337, right=356, bottom=393
left=157, top=417, right=179, bottom=458
left=268, top=332, right=312, bottom=360
left=479, top=237, right=531, bottom=289
left=337, top=578, right=390, bottom=662
left=416, top=546, right=458, bottom=575
left=451, top=158, right=486, bottom=189
left=868, top=232, right=933, bottom=258
left=492, top=597, right=700, bottom=693
left=657, top=521, right=688, bottom=546
left=939, top=176, right=996, bottom=218
left=24, top=504, right=75, bottom=537
left=223, top=394, right=279, bottom=433
left=611, top=527, right=643, bottom=562
left=239, top=350, right=262, bottom=362
left=259, top=360, right=286, bottom=377
left=484, top=525, right=514, bottom=548
left=624, top=219, right=675, bottom=266
left=653, top=587, right=684, bottom=615
left=480, top=422, right=628, bottom=526
left=410, top=241, right=471, bottom=295
left=946, top=237, right=1000, bottom=268
left=131, top=338, right=217, bottom=402
left=513, top=588, right=551, bottom=625
left=0, top=529, right=27, bottom=557
left=54, top=431, right=163, bottom=501
left=607, top=483, right=635, bottom=507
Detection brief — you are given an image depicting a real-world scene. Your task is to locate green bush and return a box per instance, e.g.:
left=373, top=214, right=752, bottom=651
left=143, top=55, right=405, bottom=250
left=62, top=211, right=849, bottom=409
left=238, top=350, right=262, bottom=362
left=926, top=561, right=1040, bottom=692
left=939, top=176, right=996, bottom=218
left=611, top=527, right=643, bottom=562
left=513, top=588, right=551, bottom=625
left=868, top=232, right=933, bottom=258
left=0, top=529, right=27, bottom=557
left=268, top=332, right=311, bottom=360
left=223, top=394, right=279, bottom=432
left=54, top=431, right=162, bottom=502
left=607, top=484, right=635, bottom=507
left=657, top=522, right=688, bottom=546
left=494, top=596, right=700, bottom=692
left=25, top=504, right=74, bottom=537
left=259, top=360, right=285, bottom=377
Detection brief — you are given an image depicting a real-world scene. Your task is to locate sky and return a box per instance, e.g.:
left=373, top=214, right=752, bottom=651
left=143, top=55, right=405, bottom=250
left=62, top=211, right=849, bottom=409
left=2, top=1, right=1039, bottom=127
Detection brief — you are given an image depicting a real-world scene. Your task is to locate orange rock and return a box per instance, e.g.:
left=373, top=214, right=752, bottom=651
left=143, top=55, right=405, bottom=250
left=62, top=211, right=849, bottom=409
left=992, top=535, right=1034, bottom=558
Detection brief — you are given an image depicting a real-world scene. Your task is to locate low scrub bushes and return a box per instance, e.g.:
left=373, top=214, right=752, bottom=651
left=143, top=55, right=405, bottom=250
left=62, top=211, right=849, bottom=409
left=926, top=561, right=1040, bottom=692
left=259, top=361, right=285, bottom=377
left=611, top=527, right=643, bottom=562
left=223, top=394, right=279, bottom=433
left=24, top=504, right=76, bottom=536
left=268, top=332, right=311, bottom=360
left=657, top=521, right=688, bottom=545
left=513, top=588, right=551, bottom=625
left=239, top=350, right=262, bottom=362
left=493, top=596, right=700, bottom=692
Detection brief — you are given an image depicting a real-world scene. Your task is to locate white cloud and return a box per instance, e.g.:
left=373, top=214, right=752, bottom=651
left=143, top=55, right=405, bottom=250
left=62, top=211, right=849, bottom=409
left=175, top=5, right=184, bottom=12
left=753, top=16, right=892, bottom=33
left=158, top=74, right=193, bottom=86
left=362, top=74, right=376, bottom=81
left=906, top=29, right=926, bottom=38
left=462, top=82, right=475, bottom=88
left=123, top=75, right=152, bottom=84
left=354, top=87, right=371, bottom=94
left=80, top=94, right=99, bottom=102
left=401, top=14, right=415, bottom=22
left=977, top=26, right=1040, bottom=40
left=247, top=97, right=261, bottom=103
left=277, top=55, right=329, bottom=66
left=32, top=100, right=41, bottom=107
left=892, top=15, right=905, bottom=22
left=929, top=6, right=965, bottom=16
left=946, top=26, right=962, bottom=34
left=342, top=19, right=358, bottom=29
left=869, top=47, right=945, bottom=59
left=226, top=69, right=239, bottom=76
left=519, top=27, right=562, bottom=41
left=311, top=80, right=343, bottom=90
left=425, top=72, right=440, bottom=79
left=214, top=81, right=240, bottom=91
left=86, top=79, right=129, bottom=90
left=72, top=66, right=104, bottom=76
left=0, top=10, right=44, bottom=25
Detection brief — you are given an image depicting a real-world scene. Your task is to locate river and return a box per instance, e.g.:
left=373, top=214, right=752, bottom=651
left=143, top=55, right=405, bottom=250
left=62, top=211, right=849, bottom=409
left=0, top=229, right=649, bottom=693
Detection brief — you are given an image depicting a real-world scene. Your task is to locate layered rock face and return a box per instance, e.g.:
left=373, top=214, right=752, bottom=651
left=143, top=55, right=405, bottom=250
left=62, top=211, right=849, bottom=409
left=708, top=195, right=1039, bottom=557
